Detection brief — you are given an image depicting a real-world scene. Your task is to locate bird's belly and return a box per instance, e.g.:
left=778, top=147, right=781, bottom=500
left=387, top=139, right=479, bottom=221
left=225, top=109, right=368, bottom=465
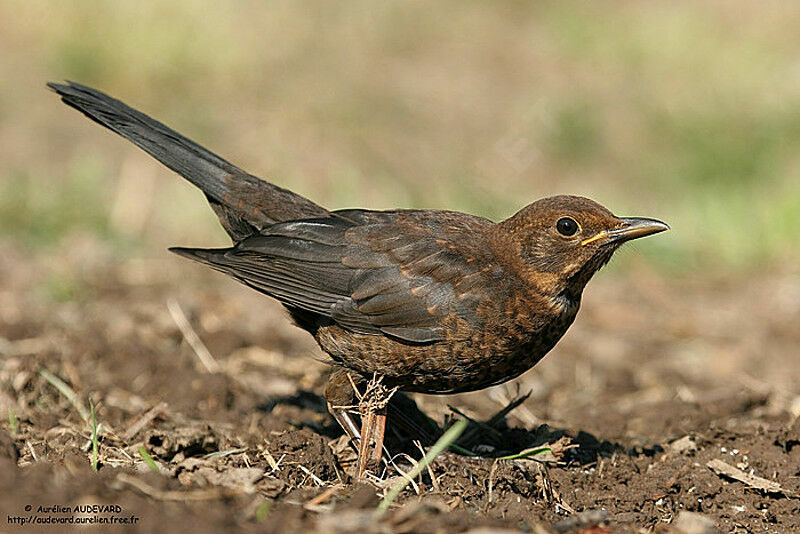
left=316, top=309, right=578, bottom=394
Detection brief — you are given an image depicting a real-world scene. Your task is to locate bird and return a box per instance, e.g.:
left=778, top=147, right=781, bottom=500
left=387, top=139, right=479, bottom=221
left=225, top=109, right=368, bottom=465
left=48, top=81, right=669, bottom=476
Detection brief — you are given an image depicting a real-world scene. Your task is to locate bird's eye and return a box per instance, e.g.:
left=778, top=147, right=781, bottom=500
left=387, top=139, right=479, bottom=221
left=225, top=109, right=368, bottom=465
left=556, top=217, right=579, bottom=237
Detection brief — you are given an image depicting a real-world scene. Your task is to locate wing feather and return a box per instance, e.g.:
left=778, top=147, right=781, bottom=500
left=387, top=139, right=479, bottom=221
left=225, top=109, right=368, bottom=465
left=171, top=209, right=496, bottom=344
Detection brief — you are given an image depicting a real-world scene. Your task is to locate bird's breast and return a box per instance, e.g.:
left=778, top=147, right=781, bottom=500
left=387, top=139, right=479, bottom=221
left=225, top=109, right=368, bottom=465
left=315, top=301, right=580, bottom=395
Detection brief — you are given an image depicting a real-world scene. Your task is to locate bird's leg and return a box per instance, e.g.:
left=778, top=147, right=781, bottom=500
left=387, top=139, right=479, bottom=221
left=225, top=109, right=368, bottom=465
left=356, top=409, right=375, bottom=478
left=325, top=369, right=363, bottom=450
left=325, top=369, right=396, bottom=480
left=331, top=407, right=362, bottom=445
left=356, top=406, right=387, bottom=479
left=355, top=374, right=395, bottom=480
left=371, top=409, right=387, bottom=465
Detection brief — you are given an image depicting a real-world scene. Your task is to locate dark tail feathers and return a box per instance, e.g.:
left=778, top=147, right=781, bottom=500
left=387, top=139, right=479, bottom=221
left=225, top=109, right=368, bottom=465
left=48, top=81, right=328, bottom=239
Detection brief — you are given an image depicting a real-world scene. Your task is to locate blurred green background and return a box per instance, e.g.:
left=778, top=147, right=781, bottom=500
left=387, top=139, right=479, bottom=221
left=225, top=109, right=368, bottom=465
left=2, top=1, right=799, bottom=274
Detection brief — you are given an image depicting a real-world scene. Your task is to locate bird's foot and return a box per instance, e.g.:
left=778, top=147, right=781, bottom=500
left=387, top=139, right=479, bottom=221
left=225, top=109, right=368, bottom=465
left=342, top=373, right=393, bottom=480
left=356, top=406, right=386, bottom=480
left=326, top=370, right=397, bottom=480
left=353, top=373, right=396, bottom=479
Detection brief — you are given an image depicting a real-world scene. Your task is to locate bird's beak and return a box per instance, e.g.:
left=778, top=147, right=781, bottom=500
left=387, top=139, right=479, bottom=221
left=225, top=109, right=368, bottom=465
left=581, top=217, right=669, bottom=246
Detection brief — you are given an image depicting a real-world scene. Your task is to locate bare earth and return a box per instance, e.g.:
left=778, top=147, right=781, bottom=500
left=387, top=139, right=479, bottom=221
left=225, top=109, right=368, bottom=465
left=1, top=242, right=799, bottom=533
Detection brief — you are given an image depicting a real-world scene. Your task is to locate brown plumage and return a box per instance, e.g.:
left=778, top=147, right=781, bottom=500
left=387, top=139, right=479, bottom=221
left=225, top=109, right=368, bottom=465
left=49, top=81, right=669, bottom=460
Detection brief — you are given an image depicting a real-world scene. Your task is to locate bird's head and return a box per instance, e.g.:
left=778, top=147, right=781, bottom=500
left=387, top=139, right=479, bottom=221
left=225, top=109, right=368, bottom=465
left=498, top=195, right=668, bottom=304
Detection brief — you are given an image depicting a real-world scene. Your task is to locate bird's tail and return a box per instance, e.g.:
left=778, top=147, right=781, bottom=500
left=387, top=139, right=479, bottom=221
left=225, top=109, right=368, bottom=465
left=48, top=81, right=327, bottom=239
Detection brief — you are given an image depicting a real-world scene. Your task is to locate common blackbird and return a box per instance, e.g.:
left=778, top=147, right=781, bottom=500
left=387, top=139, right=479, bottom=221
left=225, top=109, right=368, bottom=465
left=49, top=82, right=668, bottom=471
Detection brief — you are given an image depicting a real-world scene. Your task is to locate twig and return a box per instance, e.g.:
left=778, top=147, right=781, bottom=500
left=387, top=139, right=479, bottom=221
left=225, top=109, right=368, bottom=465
left=414, top=441, right=440, bottom=492
left=269, top=454, right=286, bottom=474
left=123, top=402, right=167, bottom=440
left=304, top=485, right=343, bottom=509
left=204, top=447, right=248, bottom=459
left=485, top=389, right=532, bottom=428
left=90, top=400, right=99, bottom=472
left=493, top=385, right=540, bottom=427
left=707, top=459, right=798, bottom=498
left=297, top=464, right=326, bottom=487
left=337, top=373, right=398, bottom=414
left=487, top=459, right=499, bottom=504
left=167, top=298, right=220, bottom=373
left=26, top=441, right=38, bottom=462
left=116, top=447, right=134, bottom=463
left=448, top=406, right=503, bottom=444
left=262, top=442, right=283, bottom=473
left=385, top=453, right=421, bottom=495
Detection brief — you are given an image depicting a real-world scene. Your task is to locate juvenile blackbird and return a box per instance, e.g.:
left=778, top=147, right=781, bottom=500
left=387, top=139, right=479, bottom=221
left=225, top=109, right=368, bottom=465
left=49, top=82, right=668, bottom=468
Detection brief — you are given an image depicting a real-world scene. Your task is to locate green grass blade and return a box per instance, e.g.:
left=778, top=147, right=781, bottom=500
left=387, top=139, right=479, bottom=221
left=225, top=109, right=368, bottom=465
left=255, top=500, right=272, bottom=522
left=447, top=443, right=478, bottom=457
left=8, top=408, right=19, bottom=435
left=39, top=369, right=89, bottom=421
left=138, top=446, right=160, bottom=473
left=378, top=418, right=468, bottom=512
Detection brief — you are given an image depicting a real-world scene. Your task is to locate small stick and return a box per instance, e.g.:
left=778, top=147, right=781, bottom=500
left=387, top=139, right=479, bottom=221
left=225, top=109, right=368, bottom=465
left=414, top=441, right=440, bottom=492
left=304, top=485, right=343, bottom=508
left=204, top=447, right=248, bottom=459
left=123, top=402, right=167, bottom=440
left=262, top=443, right=280, bottom=472
left=90, top=400, right=99, bottom=472
left=388, top=456, right=421, bottom=495
left=167, top=298, right=220, bottom=373
left=26, top=441, right=38, bottom=462
left=707, top=459, right=798, bottom=498
left=485, top=390, right=532, bottom=428
left=266, top=453, right=286, bottom=474
left=487, top=459, right=499, bottom=504
left=371, top=412, right=387, bottom=465
left=297, top=464, right=326, bottom=487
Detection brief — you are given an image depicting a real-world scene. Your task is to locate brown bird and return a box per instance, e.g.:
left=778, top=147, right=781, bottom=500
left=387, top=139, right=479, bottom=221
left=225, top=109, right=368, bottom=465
left=49, top=81, right=668, bottom=474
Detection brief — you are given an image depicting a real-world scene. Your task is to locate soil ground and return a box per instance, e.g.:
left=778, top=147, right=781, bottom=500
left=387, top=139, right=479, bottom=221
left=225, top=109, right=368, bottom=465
left=1, top=242, right=799, bottom=533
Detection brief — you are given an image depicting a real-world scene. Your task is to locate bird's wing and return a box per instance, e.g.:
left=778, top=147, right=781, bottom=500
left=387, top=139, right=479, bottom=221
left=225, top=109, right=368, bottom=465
left=171, top=209, right=497, bottom=344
